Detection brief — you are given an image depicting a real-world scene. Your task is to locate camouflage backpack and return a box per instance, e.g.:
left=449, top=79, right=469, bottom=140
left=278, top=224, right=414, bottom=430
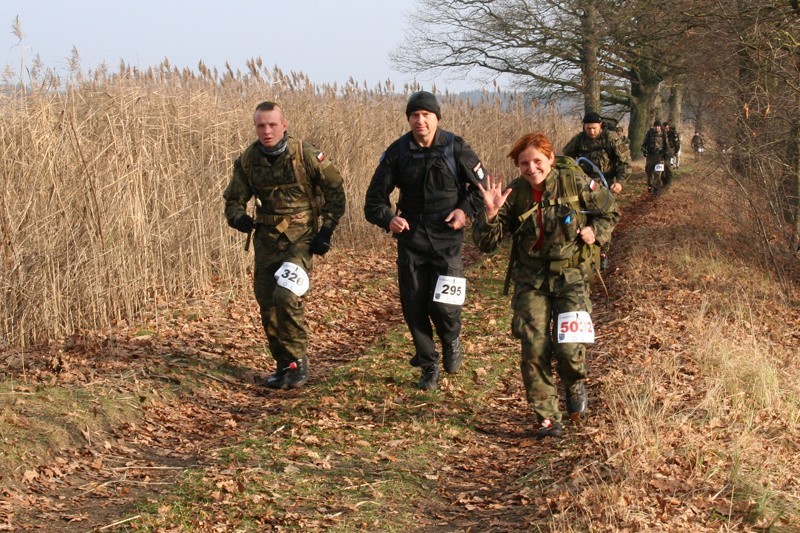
left=503, top=156, right=600, bottom=293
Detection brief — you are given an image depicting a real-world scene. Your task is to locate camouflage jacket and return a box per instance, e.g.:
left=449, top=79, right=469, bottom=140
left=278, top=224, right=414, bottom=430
left=223, top=136, right=346, bottom=243
left=473, top=157, right=619, bottom=271
left=642, top=128, right=670, bottom=158
left=562, top=129, right=631, bottom=184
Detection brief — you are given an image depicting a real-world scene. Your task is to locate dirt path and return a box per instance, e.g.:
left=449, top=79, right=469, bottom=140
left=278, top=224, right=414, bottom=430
left=2, top=246, right=407, bottom=531
left=2, top=185, right=691, bottom=531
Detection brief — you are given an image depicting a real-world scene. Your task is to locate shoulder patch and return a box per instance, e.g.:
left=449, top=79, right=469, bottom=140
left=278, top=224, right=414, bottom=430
left=473, top=162, right=485, bottom=181
left=590, top=179, right=598, bottom=191
left=317, top=152, right=325, bottom=162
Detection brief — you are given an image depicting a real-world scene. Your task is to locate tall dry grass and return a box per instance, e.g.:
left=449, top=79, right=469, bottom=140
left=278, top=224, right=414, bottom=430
left=586, top=174, right=800, bottom=529
left=0, top=58, right=574, bottom=348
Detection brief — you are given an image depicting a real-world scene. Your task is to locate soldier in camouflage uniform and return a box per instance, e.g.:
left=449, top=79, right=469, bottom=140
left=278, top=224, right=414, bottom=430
left=641, top=120, right=670, bottom=195
left=473, top=132, right=619, bottom=439
left=562, top=112, right=630, bottom=270
left=223, top=102, right=346, bottom=389
left=615, top=126, right=630, bottom=150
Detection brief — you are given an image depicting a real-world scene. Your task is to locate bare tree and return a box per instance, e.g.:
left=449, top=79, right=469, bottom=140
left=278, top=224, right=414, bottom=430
left=392, top=0, right=691, bottom=157
left=391, top=0, right=618, bottom=108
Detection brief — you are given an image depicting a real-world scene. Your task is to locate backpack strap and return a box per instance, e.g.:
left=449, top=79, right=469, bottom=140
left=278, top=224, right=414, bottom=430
left=395, top=131, right=458, bottom=181
left=289, top=138, right=321, bottom=233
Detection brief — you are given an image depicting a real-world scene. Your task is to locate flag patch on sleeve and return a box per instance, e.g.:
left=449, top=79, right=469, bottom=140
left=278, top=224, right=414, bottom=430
left=590, top=179, right=598, bottom=190
left=317, top=152, right=326, bottom=162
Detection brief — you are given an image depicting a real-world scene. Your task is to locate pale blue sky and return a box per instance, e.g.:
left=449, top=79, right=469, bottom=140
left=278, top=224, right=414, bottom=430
left=3, top=0, right=482, bottom=92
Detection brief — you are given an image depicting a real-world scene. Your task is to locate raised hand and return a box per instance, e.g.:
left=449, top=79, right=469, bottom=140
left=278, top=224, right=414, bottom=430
left=476, top=174, right=512, bottom=221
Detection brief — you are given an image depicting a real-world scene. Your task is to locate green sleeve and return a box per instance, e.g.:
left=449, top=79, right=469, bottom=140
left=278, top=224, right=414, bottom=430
left=222, top=154, right=253, bottom=228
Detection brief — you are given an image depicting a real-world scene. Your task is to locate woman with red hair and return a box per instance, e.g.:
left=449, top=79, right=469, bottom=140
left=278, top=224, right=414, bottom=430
left=473, top=132, right=619, bottom=439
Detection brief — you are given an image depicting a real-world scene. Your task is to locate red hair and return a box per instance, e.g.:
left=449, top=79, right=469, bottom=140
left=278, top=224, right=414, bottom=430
left=507, top=133, right=554, bottom=164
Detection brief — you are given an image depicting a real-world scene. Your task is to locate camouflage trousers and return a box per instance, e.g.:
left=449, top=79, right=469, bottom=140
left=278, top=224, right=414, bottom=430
left=645, top=155, right=671, bottom=192
left=511, top=266, right=591, bottom=422
left=253, top=228, right=313, bottom=370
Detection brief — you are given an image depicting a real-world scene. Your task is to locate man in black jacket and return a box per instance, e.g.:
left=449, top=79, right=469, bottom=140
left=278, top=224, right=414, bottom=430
left=364, top=91, right=485, bottom=391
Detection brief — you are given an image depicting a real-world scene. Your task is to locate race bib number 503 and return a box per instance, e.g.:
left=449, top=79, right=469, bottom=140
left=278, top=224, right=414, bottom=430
left=433, top=275, right=466, bottom=306
left=556, top=311, right=595, bottom=343
left=274, top=262, right=309, bottom=297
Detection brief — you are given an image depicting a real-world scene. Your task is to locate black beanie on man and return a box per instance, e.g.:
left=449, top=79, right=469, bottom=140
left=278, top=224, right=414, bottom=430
left=406, top=91, right=441, bottom=119
left=582, top=111, right=602, bottom=124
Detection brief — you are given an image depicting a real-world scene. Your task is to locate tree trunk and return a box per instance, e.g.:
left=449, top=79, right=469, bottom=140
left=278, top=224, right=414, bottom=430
left=629, top=66, right=662, bottom=160
left=668, top=83, right=683, bottom=126
left=579, top=0, right=602, bottom=114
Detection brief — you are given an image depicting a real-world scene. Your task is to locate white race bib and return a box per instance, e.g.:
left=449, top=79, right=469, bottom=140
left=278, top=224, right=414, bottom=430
left=654, top=163, right=665, bottom=172
left=556, top=311, right=595, bottom=344
left=433, top=275, right=466, bottom=306
left=274, top=262, right=309, bottom=297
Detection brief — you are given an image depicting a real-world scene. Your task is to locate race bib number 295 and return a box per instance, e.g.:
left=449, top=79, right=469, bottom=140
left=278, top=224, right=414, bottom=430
left=556, top=311, right=595, bottom=343
left=433, top=275, right=466, bottom=306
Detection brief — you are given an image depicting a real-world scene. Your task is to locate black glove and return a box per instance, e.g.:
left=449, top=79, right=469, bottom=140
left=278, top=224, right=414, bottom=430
left=233, top=214, right=255, bottom=234
left=310, top=226, right=333, bottom=256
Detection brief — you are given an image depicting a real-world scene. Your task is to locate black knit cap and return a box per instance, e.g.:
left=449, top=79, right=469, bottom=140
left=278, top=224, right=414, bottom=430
left=406, top=91, right=441, bottom=119
left=582, top=112, right=602, bottom=124
left=654, top=120, right=662, bottom=126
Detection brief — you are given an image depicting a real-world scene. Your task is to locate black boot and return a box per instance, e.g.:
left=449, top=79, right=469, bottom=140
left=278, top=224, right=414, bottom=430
left=535, top=418, right=563, bottom=439
left=442, top=338, right=462, bottom=374
left=418, top=364, right=440, bottom=391
left=285, top=356, right=309, bottom=389
left=566, top=380, right=587, bottom=420
left=262, top=367, right=290, bottom=389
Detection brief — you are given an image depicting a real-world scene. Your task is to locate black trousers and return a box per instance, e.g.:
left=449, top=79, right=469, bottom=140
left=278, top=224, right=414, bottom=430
left=397, top=242, right=464, bottom=368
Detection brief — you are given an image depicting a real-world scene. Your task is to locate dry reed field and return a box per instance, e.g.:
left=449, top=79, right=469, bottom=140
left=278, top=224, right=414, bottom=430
left=0, top=60, right=574, bottom=348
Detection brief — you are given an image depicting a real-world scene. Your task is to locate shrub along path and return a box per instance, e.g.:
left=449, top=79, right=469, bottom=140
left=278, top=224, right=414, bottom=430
left=1, top=171, right=796, bottom=531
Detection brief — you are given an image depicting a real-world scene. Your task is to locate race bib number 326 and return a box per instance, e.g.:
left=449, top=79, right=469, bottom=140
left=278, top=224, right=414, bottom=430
left=556, top=311, right=595, bottom=343
left=274, top=262, right=309, bottom=297
left=433, top=275, right=466, bottom=306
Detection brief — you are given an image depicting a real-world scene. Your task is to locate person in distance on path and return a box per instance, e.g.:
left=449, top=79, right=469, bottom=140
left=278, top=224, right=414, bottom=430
left=562, top=112, right=630, bottom=270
